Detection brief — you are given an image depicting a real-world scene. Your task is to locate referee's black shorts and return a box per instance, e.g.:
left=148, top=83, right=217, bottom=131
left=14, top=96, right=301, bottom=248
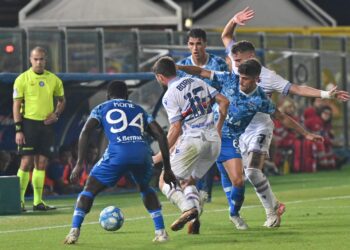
left=18, top=118, right=55, bottom=157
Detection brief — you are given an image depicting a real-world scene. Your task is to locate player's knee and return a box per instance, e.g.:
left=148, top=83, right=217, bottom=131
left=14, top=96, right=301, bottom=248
left=77, top=190, right=95, bottom=213
left=232, top=177, right=244, bottom=187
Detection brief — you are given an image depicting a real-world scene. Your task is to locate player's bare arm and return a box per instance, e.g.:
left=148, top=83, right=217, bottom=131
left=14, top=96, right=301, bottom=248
left=214, top=93, right=229, bottom=137
left=176, top=65, right=212, bottom=79
left=152, top=120, right=182, bottom=163
left=272, top=109, right=324, bottom=142
left=70, top=117, right=99, bottom=183
left=147, top=121, right=177, bottom=188
left=221, top=7, right=255, bottom=48
left=44, top=95, right=66, bottom=125
left=289, top=84, right=350, bottom=102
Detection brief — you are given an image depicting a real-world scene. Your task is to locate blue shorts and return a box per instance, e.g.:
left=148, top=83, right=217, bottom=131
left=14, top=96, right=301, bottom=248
left=216, top=137, right=242, bottom=163
left=90, top=144, right=153, bottom=188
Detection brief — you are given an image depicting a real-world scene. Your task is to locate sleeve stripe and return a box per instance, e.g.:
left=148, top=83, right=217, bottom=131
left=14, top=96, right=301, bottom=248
left=169, top=115, right=183, bottom=124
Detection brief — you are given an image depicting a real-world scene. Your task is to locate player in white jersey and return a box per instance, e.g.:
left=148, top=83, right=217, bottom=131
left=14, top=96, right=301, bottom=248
left=152, top=56, right=229, bottom=232
left=221, top=7, right=350, bottom=227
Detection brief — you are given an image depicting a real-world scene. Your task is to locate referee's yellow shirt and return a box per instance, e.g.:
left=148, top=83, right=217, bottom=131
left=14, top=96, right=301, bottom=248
left=13, top=68, right=64, bottom=121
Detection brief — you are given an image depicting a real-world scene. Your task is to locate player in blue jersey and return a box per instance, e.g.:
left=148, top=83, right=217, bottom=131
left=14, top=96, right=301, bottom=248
left=177, top=58, right=323, bottom=229
left=152, top=56, right=229, bottom=234
left=64, top=81, right=177, bottom=244
left=220, top=7, right=350, bottom=228
left=177, top=28, right=228, bottom=233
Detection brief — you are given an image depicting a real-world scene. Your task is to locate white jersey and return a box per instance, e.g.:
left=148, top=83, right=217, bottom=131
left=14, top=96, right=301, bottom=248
left=162, top=77, right=219, bottom=137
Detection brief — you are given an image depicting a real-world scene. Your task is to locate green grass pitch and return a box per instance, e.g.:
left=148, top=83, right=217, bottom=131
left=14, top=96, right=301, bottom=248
left=1, top=166, right=349, bottom=250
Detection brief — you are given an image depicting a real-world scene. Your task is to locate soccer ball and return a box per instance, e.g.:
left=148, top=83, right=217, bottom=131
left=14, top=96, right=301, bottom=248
left=99, top=206, right=124, bottom=231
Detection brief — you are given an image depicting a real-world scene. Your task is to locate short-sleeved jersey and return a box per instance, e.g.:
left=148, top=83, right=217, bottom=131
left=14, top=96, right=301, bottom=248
left=212, top=71, right=276, bottom=139
left=226, top=40, right=291, bottom=133
left=13, top=68, right=64, bottom=121
left=162, top=77, right=219, bottom=136
left=90, top=99, right=153, bottom=154
left=177, top=53, right=228, bottom=90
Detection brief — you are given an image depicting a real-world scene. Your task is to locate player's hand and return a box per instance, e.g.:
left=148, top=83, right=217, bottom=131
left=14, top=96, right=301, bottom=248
left=329, top=86, right=350, bottom=101
left=70, top=164, right=83, bottom=183
left=44, top=112, right=59, bottom=125
left=163, top=169, right=177, bottom=189
left=15, top=132, right=26, bottom=145
left=305, top=133, right=324, bottom=142
left=232, top=7, right=255, bottom=25
left=152, top=153, right=162, bottom=165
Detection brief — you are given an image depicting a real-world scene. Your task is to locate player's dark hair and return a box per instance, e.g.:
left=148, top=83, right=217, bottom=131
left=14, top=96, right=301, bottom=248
left=152, top=56, right=176, bottom=77
left=107, top=80, right=128, bottom=100
left=231, top=40, right=256, bottom=55
left=238, top=59, right=261, bottom=77
left=187, top=28, right=207, bottom=42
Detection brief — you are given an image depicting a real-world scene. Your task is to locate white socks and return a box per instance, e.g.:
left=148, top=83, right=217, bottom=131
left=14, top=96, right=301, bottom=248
left=245, top=168, right=277, bottom=212
left=161, top=183, right=194, bottom=212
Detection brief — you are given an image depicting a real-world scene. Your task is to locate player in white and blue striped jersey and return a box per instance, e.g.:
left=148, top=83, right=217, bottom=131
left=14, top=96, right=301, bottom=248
left=152, top=56, right=229, bottom=233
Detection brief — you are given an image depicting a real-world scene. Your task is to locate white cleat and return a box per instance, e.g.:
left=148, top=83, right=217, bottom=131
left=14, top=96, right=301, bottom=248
left=230, top=215, right=248, bottom=230
left=153, top=229, right=169, bottom=243
left=264, top=202, right=286, bottom=228
left=64, top=228, right=80, bottom=244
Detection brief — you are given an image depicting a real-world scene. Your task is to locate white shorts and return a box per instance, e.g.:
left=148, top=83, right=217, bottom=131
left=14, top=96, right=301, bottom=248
left=170, top=131, right=220, bottom=180
left=239, top=128, right=273, bottom=158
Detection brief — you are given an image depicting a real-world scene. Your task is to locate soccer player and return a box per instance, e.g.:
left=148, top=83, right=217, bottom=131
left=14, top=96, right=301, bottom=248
left=221, top=7, right=350, bottom=227
left=64, top=81, right=177, bottom=244
left=177, top=28, right=229, bottom=233
left=13, top=46, right=65, bottom=211
left=178, top=58, right=324, bottom=229
left=152, top=56, right=229, bottom=234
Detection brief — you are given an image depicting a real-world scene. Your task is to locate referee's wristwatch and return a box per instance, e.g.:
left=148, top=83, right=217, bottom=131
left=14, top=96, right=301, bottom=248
left=55, top=112, right=60, bottom=120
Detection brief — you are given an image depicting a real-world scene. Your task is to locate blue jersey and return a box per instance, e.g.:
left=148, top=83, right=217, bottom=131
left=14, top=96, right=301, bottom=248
left=90, top=99, right=153, bottom=155
left=212, top=71, right=276, bottom=139
left=177, top=53, right=228, bottom=90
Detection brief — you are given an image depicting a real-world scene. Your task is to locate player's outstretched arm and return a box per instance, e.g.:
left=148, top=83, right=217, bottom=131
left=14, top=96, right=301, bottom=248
left=215, top=93, right=229, bottom=137
left=70, top=118, right=99, bottom=183
left=176, top=65, right=212, bottom=79
left=221, top=7, right=255, bottom=48
left=289, top=84, right=350, bottom=102
left=272, top=109, right=324, bottom=142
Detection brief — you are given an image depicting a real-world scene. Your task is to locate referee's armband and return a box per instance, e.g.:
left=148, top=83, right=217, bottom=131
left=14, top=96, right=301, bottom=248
left=15, top=121, right=23, bottom=133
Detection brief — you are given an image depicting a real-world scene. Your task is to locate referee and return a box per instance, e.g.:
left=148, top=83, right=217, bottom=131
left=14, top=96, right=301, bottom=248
left=13, top=46, right=65, bottom=211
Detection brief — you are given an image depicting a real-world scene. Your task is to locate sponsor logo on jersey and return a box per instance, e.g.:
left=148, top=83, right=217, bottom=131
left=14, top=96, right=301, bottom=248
left=39, top=81, right=45, bottom=87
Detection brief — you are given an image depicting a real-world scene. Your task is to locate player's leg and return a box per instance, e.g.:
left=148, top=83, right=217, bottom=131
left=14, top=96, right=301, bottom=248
left=64, top=175, right=106, bottom=244
left=32, top=122, right=55, bottom=210
left=244, top=151, right=285, bottom=227
left=132, top=161, right=169, bottom=242
left=16, top=118, right=37, bottom=211
left=32, top=154, right=56, bottom=210
left=17, top=155, right=34, bottom=211
left=221, top=158, right=247, bottom=230
left=158, top=137, right=199, bottom=219
left=241, top=132, right=285, bottom=227
left=186, top=137, right=220, bottom=234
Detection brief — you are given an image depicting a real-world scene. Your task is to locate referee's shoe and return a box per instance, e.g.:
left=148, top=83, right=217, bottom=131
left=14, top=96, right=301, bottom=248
left=33, top=202, right=56, bottom=211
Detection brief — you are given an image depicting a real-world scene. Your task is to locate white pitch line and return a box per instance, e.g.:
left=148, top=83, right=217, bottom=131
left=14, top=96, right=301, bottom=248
left=0, top=195, right=349, bottom=234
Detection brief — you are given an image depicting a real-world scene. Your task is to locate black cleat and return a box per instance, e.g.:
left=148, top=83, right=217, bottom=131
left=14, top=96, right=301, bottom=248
left=187, top=218, right=200, bottom=234
left=33, top=203, right=56, bottom=211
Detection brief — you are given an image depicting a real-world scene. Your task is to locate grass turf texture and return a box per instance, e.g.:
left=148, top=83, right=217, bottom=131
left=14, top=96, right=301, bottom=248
left=1, top=165, right=349, bottom=250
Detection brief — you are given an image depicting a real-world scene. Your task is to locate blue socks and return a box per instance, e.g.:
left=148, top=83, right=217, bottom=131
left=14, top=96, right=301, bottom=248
left=217, top=162, right=245, bottom=216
